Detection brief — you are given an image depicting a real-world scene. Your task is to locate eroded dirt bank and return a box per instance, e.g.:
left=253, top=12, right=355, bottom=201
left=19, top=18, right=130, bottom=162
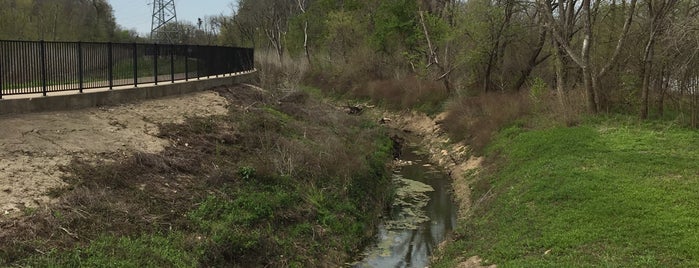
left=0, top=91, right=229, bottom=215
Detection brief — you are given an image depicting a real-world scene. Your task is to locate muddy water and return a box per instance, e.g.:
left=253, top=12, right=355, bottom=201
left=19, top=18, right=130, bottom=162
left=353, top=147, right=457, bottom=268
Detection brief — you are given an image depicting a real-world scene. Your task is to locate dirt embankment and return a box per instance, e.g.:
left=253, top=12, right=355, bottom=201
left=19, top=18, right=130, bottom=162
left=0, top=91, right=229, bottom=215
left=383, top=110, right=494, bottom=268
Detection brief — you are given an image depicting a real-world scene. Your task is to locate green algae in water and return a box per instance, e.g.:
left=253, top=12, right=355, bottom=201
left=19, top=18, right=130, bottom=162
left=384, top=175, right=434, bottom=230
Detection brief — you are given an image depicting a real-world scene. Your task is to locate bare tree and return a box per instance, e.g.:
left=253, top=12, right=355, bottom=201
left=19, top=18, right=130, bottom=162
left=297, top=0, right=311, bottom=65
left=639, top=0, right=679, bottom=119
left=540, top=0, right=637, bottom=113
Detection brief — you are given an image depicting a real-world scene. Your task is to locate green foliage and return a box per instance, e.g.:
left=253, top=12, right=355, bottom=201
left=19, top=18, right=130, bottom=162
left=435, top=116, right=699, bottom=266
left=237, top=166, right=256, bottom=180
left=529, top=77, right=547, bottom=108
left=371, top=0, right=420, bottom=52
left=27, top=234, right=199, bottom=267
left=0, top=0, right=129, bottom=42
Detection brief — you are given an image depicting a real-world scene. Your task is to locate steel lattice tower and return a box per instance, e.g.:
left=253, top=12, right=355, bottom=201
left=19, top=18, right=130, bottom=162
left=150, top=0, right=178, bottom=43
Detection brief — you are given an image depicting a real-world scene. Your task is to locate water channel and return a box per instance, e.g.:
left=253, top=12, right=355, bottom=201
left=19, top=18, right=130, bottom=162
left=353, top=145, right=458, bottom=268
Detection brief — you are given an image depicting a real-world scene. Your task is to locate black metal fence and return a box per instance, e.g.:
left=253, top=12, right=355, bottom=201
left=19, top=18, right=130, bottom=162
left=0, top=40, right=254, bottom=99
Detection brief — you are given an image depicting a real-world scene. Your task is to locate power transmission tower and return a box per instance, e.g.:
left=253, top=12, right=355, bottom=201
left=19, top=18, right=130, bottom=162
left=150, top=0, right=178, bottom=43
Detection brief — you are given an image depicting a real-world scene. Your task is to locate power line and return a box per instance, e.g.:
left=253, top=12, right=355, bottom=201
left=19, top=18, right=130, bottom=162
left=150, top=0, right=178, bottom=43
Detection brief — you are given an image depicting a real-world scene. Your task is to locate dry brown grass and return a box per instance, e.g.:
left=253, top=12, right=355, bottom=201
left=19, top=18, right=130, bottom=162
left=353, top=76, right=448, bottom=112
left=255, top=51, right=308, bottom=94
left=441, top=89, right=588, bottom=154
left=442, top=91, right=532, bottom=153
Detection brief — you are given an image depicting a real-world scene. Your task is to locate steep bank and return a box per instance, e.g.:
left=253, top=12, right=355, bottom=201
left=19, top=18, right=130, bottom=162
left=432, top=117, right=699, bottom=267
left=1, top=84, right=394, bottom=267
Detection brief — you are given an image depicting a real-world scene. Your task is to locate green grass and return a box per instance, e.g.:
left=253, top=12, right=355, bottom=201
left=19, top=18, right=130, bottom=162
left=434, top=116, right=699, bottom=267
left=27, top=234, right=199, bottom=267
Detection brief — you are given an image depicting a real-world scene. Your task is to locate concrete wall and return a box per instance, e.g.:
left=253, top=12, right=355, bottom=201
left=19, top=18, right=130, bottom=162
left=0, top=72, right=256, bottom=115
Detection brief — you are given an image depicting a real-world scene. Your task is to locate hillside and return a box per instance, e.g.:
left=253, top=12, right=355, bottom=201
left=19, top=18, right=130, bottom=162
left=0, top=84, right=394, bottom=266
left=434, top=116, right=699, bottom=266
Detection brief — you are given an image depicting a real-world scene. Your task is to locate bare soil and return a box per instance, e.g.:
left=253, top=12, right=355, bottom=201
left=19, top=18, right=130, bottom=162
left=0, top=91, right=229, bottom=215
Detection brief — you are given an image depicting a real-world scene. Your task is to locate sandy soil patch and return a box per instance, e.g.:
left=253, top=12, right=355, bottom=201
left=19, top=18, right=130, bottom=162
left=0, top=91, right=229, bottom=215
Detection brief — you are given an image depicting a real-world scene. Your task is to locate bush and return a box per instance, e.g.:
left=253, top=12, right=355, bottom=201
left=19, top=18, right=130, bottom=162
left=442, top=91, right=532, bottom=153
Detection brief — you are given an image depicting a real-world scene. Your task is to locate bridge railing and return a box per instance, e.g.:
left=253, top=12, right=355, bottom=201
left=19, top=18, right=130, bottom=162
left=0, top=40, right=254, bottom=99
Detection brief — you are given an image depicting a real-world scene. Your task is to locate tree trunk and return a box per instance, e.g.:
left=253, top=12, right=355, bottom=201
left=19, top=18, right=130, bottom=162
left=483, top=50, right=496, bottom=92
left=513, top=27, right=547, bottom=91
left=657, top=69, right=668, bottom=117
left=297, top=0, right=311, bottom=66
left=581, top=0, right=598, bottom=113
left=640, top=30, right=655, bottom=119
left=554, top=41, right=566, bottom=108
left=302, top=20, right=311, bottom=65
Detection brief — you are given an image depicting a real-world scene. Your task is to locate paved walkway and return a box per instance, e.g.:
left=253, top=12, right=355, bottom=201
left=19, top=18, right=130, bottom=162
left=1, top=70, right=256, bottom=100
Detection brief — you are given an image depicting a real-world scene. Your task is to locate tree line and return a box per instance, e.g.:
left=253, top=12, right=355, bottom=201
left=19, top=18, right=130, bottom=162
left=219, top=0, right=699, bottom=123
left=3, top=0, right=698, bottom=122
left=0, top=0, right=237, bottom=45
left=0, top=0, right=140, bottom=42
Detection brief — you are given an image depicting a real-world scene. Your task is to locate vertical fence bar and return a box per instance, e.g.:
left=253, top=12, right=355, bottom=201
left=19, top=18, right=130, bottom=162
left=196, top=45, right=201, bottom=80
left=108, top=42, right=113, bottom=90
left=184, top=45, right=189, bottom=81
left=153, top=43, right=158, bottom=85
left=40, top=40, right=47, bottom=96
left=78, top=42, right=84, bottom=92
left=0, top=42, right=3, bottom=99
left=20, top=42, right=25, bottom=94
left=214, top=47, right=219, bottom=78
left=170, top=44, right=175, bottom=83
left=207, top=47, right=211, bottom=79
left=133, top=43, right=138, bottom=87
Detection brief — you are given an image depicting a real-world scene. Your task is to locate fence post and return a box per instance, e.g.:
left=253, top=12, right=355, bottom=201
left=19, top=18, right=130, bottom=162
left=153, top=43, right=158, bottom=85
left=40, top=40, right=47, bottom=96
left=133, top=43, right=138, bottom=87
left=197, top=45, right=201, bottom=80
left=170, top=44, right=175, bottom=83
left=207, top=47, right=211, bottom=79
left=0, top=44, right=2, bottom=100
left=78, top=42, right=83, bottom=93
left=184, top=45, right=189, bottom=81
left=0, top=42, right=3, bottom=99
left=108, top=42, right=113, bottom=90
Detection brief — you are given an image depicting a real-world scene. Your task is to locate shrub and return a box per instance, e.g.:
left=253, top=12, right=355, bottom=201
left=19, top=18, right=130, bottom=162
left=442, top=91, right=532, bottom=153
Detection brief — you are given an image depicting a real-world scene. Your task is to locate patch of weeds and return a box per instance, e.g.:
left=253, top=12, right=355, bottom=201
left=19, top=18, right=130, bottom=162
left=26, top=233, right=199, bottom=267
left=237, top=166, right=256, bottom=180
left=263, top=106, right=293, bottom=122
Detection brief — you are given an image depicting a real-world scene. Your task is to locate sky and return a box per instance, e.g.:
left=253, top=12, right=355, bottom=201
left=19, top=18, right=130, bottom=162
left=110, top=0, right=236, bottom=36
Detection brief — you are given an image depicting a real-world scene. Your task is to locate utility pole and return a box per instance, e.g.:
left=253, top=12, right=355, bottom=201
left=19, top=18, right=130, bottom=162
left=150, top=0, right=178, bottom=43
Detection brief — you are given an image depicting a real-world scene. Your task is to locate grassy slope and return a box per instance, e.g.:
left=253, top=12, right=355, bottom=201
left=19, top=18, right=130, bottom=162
left=1, top=86, right=394, bottom=267
left=435, top=116, right=699, bottom=267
